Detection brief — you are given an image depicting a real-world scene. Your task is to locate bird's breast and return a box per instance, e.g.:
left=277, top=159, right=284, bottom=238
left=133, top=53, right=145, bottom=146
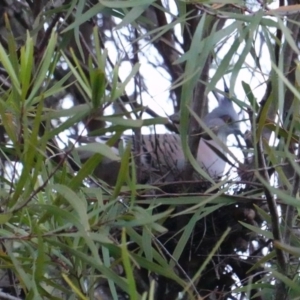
left=197, top=139, right=226, bottom=177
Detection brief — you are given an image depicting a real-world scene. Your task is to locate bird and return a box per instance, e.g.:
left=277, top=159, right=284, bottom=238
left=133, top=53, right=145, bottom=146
left=71, top=93, right=240, bottom=185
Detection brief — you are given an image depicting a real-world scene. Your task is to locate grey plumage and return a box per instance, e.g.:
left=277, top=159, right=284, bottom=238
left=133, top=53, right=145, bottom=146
left=72, top=94, right=240, bottom=184
left=204, top=96, right=240, bottom=138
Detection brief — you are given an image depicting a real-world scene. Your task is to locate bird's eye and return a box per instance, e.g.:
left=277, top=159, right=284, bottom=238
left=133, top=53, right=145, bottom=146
left=220, top=115, right=232, bottom=124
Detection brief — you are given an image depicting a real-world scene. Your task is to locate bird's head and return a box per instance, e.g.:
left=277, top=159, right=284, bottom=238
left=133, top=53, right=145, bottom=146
left=204, top=95, right=241, bottom=139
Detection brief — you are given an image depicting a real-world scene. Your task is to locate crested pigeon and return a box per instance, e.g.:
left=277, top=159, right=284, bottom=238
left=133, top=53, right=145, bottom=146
left=72, top=94, right=240, bottom=185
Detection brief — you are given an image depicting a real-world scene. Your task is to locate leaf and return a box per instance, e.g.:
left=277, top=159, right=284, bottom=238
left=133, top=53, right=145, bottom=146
left=121, top=229, right=138, bottom=300
left=116, top=5, right=150, bottom=29
left=230, top=11, right=263, bottom=90
left=267, top=268, right=300, bottom=294
left=90, top=61, right=106, bottom=108
left=102, top=116, right=144, bottom=128
left=274, top=241, right=300, bottom=257
left=247, top=251, right=276, bottom=274
left=20, top=34, right=34, bottom=99
left=242, top=81, right=258, bottom=112
left=0, top=213, right=12, bottom=224
left=27, top=31, right=58, bottom=104
left=62, top=3, right=105, bottom=33
left=62, top=273, right=87, bottom=300
left=49, top=239, right=129, bottom=293
left=0, top=43, right=20, bottom=94
left=77, top=142, right=120, bottom=161
left=51, top=184, right=90, bottom=231
left=110, top=63, right=141, bottom=101
left=183, top=228, right=231, bottom=295
left=61, top=50, right=91, bottom=99
left=180, top=14, right=215, bottom=183
left=239, top=221, right=273, bottom=239
left=100, top=0, right=155, bottom=8
left=112, top=142, right=131, bottom=197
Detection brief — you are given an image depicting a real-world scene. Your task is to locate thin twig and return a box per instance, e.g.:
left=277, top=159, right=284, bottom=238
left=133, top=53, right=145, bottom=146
left=256, top=134, right=287, bottom=274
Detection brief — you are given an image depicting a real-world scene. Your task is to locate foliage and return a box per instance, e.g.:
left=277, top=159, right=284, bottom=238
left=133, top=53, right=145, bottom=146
left=0, top=0, right=299, bottom=299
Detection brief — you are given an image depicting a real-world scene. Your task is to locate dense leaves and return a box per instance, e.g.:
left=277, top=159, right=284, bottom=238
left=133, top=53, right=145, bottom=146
left=0, top=0, right=299, bottom=299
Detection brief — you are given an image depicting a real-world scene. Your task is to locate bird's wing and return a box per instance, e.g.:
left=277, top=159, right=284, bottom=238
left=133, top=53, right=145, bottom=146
left=129, top=134, right=185, bottom=172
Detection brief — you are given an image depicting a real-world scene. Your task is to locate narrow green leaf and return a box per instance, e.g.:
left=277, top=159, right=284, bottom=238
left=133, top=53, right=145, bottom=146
left=113, top=142, right=131, bottom=198
left=256, top=93, right=273, bottom=142
left=170, top=206, right=202, bottom=267
left=208, top=33, right=244, bottom=92
left=100, top=0, right=155, bottom=8
left=184, top=228, right=231, bottom=295
left=116, top=5, right=149, bottom=29
left=230, top=11, right=263, bottom=90
left=121, top=229, right=138, bottom=300
left=90, top=65, right=106, bottom=108
left=0, top=43, right=20, bottom=94
left=52, top=184, right=90, bottom=230
left=239, top=221, right=273, bottom=239
left=101, top=246, right=119, bottom=299
left=88, top=232, right=113, bottom=244
left=62, top=3, right=105, bottom=33
left=34, top=229, right=45, bottom=283
left=102, top=116, right=144, bottom=128
left=93, top=27, right=106, bottom=70
left=125, top=227, right=168, bottom=267
left=20, top=34, right=34, bottom=100
left=277, top=16, right=300, bottom=55
left=5, top=13, right=19, bottom=74
left=142, top=227, right=153, bottom=262
left=61, top=51, right=91, bottom=99
left=6, top=243, right=32, bottom=289
left=247, top=251, right=276, bottom=274
left=0, top=213, right=12, bottom=224
left=272, top=61, right=300, bottom=101
left=62, top=273, right=87, bottom=300
left=27, top=31, right=58, bottom=103
left=117, top=208, right=172, bottom=228
left=253, top=204, right=271, bottom=222
left=77, top=143, right=120, bottom=161
left=111, top=63, right=140, bottom=101
left=268, top=268, right=300, bottom=294
left=47, top=239, right=129, bottom=293
left=41, top=71, right=73, bottom=99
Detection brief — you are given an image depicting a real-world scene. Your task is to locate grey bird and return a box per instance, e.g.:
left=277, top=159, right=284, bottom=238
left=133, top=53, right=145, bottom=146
left=71, top=94, right=240, bottom=185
